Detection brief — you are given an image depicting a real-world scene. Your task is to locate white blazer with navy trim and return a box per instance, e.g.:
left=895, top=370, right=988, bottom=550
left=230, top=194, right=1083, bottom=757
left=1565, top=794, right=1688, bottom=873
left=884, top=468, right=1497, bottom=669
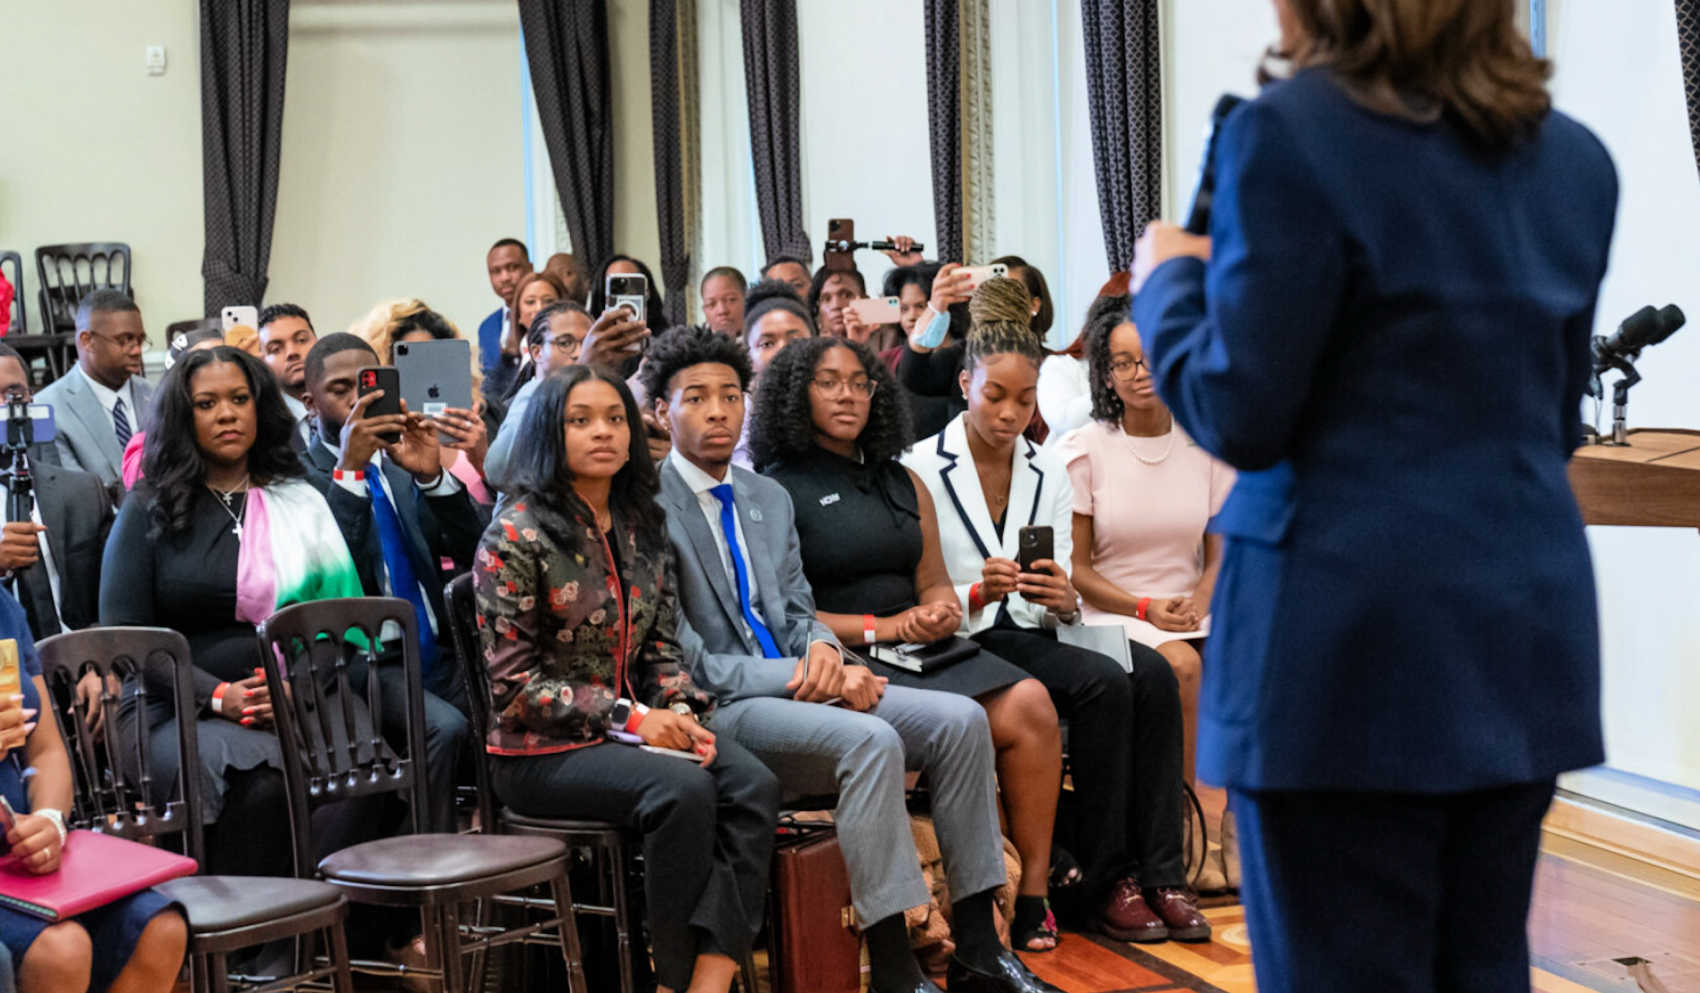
left=901, top=413, right=1076, bottom=635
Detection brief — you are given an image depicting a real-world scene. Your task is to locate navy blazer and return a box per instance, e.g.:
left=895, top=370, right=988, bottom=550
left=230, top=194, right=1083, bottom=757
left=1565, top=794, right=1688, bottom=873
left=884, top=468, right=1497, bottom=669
left=476, top=307, right=504, bottom=375
left=1134, top=70, right=1617, bottom=793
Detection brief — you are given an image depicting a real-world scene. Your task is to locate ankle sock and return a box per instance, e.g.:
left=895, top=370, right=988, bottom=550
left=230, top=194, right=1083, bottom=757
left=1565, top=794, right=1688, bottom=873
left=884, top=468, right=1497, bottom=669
left=950, top=889, right=1003, bottom=970
left=1011, top=895, right=1051, bottom=944
left=864, top=913, right=926, bottom=991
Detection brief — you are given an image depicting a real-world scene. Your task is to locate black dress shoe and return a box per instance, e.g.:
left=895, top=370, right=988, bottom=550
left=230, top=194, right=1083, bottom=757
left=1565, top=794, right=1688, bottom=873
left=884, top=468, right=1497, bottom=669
left=867, top=978, right=945, bottom=993
left=945, top=951, right=1065, bottom=993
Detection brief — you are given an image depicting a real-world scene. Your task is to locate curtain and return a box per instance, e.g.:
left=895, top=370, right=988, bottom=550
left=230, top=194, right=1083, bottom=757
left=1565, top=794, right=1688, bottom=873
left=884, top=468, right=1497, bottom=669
left=924, top=0, right=962, bottom=263
left=1081, top=0, right=1162, bottom=272
left=199, top=0, right=289, bottom=315
left=1679, top=0, right=1700, bottom=181
left=519, top=0, right=617, bottom=274
left=651, top=0, right=698, bottom=326
left=740, top=0, right=811, bottom=264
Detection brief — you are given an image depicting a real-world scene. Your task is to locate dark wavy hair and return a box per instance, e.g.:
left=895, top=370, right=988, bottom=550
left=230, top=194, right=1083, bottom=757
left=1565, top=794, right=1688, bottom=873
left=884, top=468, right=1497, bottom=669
left=142, top=346, right=304, bottom=538
left=1084, top=293, right=1135, bottom=423
left=504, top=366, right=664, bottom=533
left=639, top=324, right=754, bottom=403
left=751, top=336, right=911, bottom=471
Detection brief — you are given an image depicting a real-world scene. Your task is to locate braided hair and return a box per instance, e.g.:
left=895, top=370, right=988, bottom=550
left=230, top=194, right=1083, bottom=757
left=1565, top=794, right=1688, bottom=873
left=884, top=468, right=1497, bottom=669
left=963, top=277, right=1045, bottom=376
left=1084, top=293, right=1135, bottom=423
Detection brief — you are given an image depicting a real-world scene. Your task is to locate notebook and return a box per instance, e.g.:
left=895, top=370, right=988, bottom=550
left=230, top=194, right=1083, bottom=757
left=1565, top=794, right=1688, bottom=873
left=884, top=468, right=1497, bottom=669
left=0, top=830, right=198, bottom=921
left=865, top=637, right=978, bottom=675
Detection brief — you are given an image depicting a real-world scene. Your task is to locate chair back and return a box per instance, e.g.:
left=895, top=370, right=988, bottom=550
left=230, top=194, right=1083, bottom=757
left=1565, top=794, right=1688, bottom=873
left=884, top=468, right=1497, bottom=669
left=443, top=574, right=497, bottom=831
left=34, top=242, right=131, bottom=333
left=164, top=317, right=220, bottom=340
left=256, top=597, right=429, bottom=875
left=0, top=251, right=24, bottom=334
left=35, top=627, right=205, bottom=862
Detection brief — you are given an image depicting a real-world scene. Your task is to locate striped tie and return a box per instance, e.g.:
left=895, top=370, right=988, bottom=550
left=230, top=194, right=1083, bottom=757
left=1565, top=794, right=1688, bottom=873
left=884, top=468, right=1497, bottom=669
left=113, top=398, right=131, bottom=448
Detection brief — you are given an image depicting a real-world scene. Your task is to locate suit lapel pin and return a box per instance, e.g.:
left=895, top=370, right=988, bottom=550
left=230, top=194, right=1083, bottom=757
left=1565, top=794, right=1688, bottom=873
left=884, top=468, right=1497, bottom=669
left=748, top=507, right=763, bottom=522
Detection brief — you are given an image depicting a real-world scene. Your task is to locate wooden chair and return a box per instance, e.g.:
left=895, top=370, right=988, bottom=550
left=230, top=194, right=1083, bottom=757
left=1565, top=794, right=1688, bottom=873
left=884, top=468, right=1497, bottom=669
left=34, top=242, right=130, bottom=332
left=35, top=627, right=354, bottom=993
left=256, top=596, right=586, bottom=993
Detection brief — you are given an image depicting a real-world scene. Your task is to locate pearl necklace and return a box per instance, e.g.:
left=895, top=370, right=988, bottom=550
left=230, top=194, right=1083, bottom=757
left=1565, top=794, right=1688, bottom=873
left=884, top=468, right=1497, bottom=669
left=1125, top=417, right=1176, bottom=465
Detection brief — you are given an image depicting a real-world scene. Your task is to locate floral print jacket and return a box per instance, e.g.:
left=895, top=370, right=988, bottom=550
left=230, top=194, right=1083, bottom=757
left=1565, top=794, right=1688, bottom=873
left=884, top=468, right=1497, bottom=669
left=475, top=495, right=713, bottom=755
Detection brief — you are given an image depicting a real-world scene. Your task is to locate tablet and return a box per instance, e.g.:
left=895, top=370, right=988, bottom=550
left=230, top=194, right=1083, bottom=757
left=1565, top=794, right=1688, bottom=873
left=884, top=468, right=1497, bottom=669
left=393, top=339, right=473, bottom=418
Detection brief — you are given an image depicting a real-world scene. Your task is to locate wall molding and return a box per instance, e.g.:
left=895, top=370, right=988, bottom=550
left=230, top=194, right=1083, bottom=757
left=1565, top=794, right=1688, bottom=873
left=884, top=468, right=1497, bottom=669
left=292, top=0, right=516, bottom=34
left=1544, top=793, right=1700, bottom=883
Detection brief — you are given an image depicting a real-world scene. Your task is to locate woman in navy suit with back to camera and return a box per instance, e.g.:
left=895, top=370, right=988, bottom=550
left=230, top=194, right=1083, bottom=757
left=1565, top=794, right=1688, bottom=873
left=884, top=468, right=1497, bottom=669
left=1131, top=1, right=1617, bottom=990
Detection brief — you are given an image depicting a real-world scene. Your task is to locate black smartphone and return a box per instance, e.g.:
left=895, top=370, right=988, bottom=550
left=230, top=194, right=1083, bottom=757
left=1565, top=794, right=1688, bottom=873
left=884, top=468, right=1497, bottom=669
left=358, top=366, right=403, bottom=444
left=1017, top=525, right=1054, bottom=573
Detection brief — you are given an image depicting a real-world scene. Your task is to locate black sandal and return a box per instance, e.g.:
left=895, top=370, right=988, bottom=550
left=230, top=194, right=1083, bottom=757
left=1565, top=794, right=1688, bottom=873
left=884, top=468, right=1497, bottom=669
left=1011, top=896, right=1059, bottom=952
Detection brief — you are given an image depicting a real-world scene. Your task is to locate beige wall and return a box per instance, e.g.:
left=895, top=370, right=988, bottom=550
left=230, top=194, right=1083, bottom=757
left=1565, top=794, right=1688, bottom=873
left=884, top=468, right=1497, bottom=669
left=608, top=0, right=662, bottom=272
left=0, top=0, right=204, bottom=336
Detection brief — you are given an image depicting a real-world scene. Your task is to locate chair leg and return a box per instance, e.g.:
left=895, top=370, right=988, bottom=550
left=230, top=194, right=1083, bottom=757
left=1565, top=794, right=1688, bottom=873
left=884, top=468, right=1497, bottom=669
left=327, top=922, right=355, bottom=993
left=740, top=947, right=761, bottom=993
left=610, top=835, right=635, bottom=993
left=550, top=871, right=591, bottom=993
left=438, top=901, right=467, bottom=993
left=207, top=952, right=231, bottom=993
left=466, top=898, right=489, bottom=993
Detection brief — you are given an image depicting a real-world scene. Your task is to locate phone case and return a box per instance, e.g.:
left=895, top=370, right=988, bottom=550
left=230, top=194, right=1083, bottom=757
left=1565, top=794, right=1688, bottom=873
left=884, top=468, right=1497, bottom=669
left=1017, top=526, right=1054, bottom=573
left=357, top=367, right=404, bottom=443
left=847, top=297, right=901, bottom=325
left=393, top=339, right=473, bottom=417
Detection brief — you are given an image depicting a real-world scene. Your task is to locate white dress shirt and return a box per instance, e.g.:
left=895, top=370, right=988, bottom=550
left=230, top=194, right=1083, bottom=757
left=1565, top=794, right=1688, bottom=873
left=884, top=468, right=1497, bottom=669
left=77, top=366, right=138, bottom=433
left=667, top=447, right=767, bottom=629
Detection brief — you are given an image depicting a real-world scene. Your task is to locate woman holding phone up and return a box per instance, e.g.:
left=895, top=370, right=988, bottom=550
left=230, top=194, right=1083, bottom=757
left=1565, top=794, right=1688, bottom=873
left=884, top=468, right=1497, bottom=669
left=902, top=316, right=1207, bottom=945
left=476, top=367, right=778, bottom=993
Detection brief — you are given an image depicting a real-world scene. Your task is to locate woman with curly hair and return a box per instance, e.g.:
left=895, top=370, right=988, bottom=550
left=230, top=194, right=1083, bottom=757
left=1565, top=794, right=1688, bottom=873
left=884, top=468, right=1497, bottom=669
left=902, top=318, right=1211, bottom=945
left=751, top=335, right=1066, bottom=953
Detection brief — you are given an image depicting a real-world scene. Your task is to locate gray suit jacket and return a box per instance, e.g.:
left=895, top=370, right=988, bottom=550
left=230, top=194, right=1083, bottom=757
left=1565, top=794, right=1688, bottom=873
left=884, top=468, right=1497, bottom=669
left=37, top=367, right=154, bottom=486
left=659, top=459, right=840, bottom=703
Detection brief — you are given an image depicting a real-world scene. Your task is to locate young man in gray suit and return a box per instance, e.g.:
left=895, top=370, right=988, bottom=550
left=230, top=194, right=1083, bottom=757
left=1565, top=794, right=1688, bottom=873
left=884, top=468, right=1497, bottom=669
left=644, top=327, right=1060, bottom=993
left=36, top=289, right=154, bottom=487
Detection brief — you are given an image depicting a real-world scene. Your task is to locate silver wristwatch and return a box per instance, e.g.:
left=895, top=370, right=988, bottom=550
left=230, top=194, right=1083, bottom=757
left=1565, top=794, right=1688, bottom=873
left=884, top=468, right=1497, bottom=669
left=35, top=808, right=66, bottom=846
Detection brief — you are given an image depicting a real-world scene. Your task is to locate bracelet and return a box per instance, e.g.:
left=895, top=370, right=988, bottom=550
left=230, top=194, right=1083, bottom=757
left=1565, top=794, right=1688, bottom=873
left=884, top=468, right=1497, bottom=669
left=332, top=468, right=365, bottom=482
left=35, top=808, right=66, bottom=847
left=212, top=682, right=230, bottom=715
left=968, top=582, right=984, bottom=613
left=1136, top=597, right=1152, bottom=622
left=863, top=614, right=878, bottom=645
left=624, top=702, right=649, bottom=732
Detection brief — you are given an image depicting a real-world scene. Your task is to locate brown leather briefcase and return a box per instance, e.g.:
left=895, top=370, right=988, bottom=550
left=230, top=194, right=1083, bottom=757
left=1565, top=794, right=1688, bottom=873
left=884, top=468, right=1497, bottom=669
left=768, top=825, right=861, bottom=993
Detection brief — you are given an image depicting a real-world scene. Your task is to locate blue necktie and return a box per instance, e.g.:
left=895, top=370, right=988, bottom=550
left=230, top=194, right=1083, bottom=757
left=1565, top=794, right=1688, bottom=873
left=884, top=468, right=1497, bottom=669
left=367, top=462, right=438, bottom=674
left=709, top=483, right=781, bottom=658
left=113, top=398, right=131, bottom=448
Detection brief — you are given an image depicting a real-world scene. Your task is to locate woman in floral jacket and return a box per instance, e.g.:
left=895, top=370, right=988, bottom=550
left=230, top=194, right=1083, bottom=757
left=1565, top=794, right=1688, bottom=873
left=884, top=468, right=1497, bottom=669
left=475, top=366, right=779, bottom=993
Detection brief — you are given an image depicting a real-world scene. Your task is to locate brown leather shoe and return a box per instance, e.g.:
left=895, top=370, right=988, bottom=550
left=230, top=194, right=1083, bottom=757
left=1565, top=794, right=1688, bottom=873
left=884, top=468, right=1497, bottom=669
left=1097, top=877, right=1168, bottom=943
left=1147, top=887, right=1212, bottom=942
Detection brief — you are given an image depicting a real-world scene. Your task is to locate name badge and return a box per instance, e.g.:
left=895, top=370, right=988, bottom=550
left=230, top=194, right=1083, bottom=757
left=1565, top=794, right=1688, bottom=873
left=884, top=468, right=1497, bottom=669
left=819, top=493, right=841, bottom=507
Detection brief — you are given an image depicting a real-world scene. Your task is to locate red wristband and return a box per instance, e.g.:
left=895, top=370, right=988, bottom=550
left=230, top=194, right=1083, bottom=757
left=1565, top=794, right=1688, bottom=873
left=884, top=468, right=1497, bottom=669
left=863, top=614, right=878, bottom=645
left=1136, top=597, right=1152, bottom=622
left=212, top=682, right=230, bottom=715
left=624, top=702, right=649, bottom=732
left=332, top=468, right=365, bottom=482
left=968, top=583, right=984, bottom=612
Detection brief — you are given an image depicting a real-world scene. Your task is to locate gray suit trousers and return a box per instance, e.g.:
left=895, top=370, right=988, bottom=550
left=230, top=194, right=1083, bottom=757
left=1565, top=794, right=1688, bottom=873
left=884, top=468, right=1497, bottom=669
left=709, top=684, right=1005, bottom=925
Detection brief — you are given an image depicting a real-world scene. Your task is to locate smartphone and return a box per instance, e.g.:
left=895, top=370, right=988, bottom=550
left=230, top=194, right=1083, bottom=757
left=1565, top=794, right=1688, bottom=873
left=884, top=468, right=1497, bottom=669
left=357, top=367, right=403, bottom=445
left=393, top=339, right=473, bottom=420
left=607, top=729, right=644, bottom=745
left=960, top=263, right=1010, bottom=292
left=825, top=217, right=856, bottom=272
left=1017, top=525, right=1054, bottom=574
left=3, top=397, right=55, bottom=448
left=640, top=744, right=706, bottom=763
left=607, top=274, right=648, bottom=327
left=0, top=795, right=14, bottom=835
left=847, top=296, right=901, bottom=326
left=220, top=305, right=258, bottom=332
left=0, top=639, right=19, bottom=700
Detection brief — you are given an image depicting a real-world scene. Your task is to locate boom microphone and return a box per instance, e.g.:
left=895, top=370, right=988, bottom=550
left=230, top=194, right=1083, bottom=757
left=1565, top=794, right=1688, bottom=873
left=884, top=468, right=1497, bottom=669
left=1184, top=94, right=1247, bottom=235
left=823, top=238, right=925, bottom=255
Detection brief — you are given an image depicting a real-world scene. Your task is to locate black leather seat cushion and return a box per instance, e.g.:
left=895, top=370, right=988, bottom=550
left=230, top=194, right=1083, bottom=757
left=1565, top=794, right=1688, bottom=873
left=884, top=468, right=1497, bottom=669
left=157, top=875, right=343, bottom=932
left=318, top=833, right=563, bottom=887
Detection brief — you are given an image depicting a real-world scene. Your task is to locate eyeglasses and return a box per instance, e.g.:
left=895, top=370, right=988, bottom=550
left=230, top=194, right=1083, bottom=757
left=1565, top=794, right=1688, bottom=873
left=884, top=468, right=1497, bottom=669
left=810, top=375, right=877, bottom=398
left=1109, top=356, right=1148, bottom=379
left=89, top=331, right=147, bottom=351
left=545, top=333, right=583, bottom=351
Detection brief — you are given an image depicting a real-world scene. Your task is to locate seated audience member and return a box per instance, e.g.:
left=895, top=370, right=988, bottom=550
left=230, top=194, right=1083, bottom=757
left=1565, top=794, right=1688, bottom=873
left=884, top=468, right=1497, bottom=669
left=477, top=366, right=778, bottom=993
left=37, top=290, right=153, bottom=488
left=897, top=270, right=1001, bottom=439
left=543, top=252, right=589, bottom=303
left=350, top=300, right=493, bottom=501
left=901, top=320, right=1210, bottom=944
left=810, top=264, right=901, bottom=352
left=477, top=238, right=532, bottom=375
left=297, top=334, right=476, bottom=820
left=483, top=304, right=647, bottom=492
left=487, top=272, right=567, bottom=405
left=0, top=587, right=187, bottom=993
left=257, top=303, right=319, bottom=447
left=760, top=256, right=812, bottom=299
left=701, top=266, right=747, bottom=336
left=644, top=326, right=1061, bottom=993
left=1057, top=292, right=1232, bottom=788
left=100, top=347, right=372, bottom=880
left=992, top=256, right=1055, bottom=342
left=589, top=254, right=670, bottom=336
left=1038, top=324, right=1092, bottom=448
left=741, top=280, right=814, bottom=385
left=503, top=299, right=592, bottom=403
left=753, top=336, right=1067, bottom=952
left=122, top=331, right=226, bottom=490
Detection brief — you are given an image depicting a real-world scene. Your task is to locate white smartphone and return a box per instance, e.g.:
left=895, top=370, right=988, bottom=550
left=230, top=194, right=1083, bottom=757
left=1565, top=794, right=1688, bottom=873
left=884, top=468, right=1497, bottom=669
left=607, top=274, right=648, bottom=327
left=640, top=744, right=705, bottom=763
left=847, top=296, right=902, bottom=325
left=960, top=263, right=1009, bottom=292
left=220, top=305, right=258, bottom=331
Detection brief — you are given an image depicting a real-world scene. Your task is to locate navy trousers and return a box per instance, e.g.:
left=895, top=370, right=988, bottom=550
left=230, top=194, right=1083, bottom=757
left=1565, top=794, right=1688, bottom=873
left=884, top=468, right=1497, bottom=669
left=1231, top=780, right=1554, bottom=993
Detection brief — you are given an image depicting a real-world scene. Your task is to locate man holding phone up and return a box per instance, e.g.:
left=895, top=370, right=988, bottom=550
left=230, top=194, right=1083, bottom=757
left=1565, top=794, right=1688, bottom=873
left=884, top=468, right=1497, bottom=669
left=297, top=334, right=477, bottom=834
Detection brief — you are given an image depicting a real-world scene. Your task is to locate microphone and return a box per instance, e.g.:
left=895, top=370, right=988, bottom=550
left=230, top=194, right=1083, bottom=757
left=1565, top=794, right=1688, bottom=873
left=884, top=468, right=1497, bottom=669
left=1592, top=304, right=1685, bottom=377
left=1184, top=94, right=1247, bottom=236
left=823, top=239, right=926, bottom=255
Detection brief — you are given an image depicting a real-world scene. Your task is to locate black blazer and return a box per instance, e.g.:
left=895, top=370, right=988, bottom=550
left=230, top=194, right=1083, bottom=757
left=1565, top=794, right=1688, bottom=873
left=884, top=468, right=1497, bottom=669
left=299, top=438, right=483, bottom=700
left=10, top=452, right=114, bottom=637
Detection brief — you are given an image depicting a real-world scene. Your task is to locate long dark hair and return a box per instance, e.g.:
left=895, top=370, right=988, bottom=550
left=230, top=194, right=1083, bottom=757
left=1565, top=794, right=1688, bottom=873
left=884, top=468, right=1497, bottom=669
left=589, top=255, right=668, bottom=330
left=142, top=346, right=304, bottom=538
left=751, top=336, right=911, bottom=471
left=1084, top=293, right=1135, bottom=423
left=504, top=366, right=664, bottom=534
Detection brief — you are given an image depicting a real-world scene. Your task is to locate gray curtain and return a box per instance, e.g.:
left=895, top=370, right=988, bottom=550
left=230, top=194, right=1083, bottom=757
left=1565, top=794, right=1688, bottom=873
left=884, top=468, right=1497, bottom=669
left=651, top=0, right=689, bottom=326
left=199, top=0, right=289, bottom=314
left=740, top=0, right=811, bottom=264
left=1680, top=0, right=1700, bottom=181
left=1081, top=0, right=1162, bottom=272
left=924, top=0, right=962, bottom=263
left=519, top=0, right=616, bottom=273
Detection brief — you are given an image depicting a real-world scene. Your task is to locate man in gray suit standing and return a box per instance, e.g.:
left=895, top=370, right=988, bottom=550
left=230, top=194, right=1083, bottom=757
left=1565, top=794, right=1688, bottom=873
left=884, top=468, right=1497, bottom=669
left=36, top=288, right=154, bottom=487
left=643, top=327, right=1060, bottom=993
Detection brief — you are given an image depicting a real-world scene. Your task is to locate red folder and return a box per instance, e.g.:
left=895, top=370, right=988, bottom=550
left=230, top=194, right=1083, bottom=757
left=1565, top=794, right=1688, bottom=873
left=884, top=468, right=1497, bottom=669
left=0, top=830, right=198, bottom=921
